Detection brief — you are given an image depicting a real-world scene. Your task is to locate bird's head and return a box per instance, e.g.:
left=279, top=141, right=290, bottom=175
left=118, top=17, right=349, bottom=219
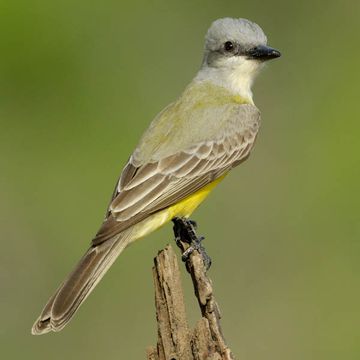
left=200, top=18, right=281, bottom=98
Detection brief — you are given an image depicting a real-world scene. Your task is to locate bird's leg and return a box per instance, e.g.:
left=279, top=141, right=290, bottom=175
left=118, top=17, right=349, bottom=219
left=172, top=217, right=212, bottom=270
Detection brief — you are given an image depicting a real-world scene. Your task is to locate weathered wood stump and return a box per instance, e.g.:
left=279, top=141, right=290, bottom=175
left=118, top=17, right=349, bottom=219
left=147, top=238, right=235, bottom=360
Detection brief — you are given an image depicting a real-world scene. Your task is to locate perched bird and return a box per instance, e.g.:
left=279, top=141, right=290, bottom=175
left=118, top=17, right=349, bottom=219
left=32, top=17, right=280, bottom=335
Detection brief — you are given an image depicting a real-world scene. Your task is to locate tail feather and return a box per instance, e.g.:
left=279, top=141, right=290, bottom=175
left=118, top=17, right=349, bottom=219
left=31, top=229, right=132, bottom=335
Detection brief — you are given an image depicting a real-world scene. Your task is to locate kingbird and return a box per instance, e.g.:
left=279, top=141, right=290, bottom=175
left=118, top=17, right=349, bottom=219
left=32, top=17, right=280, bottom=335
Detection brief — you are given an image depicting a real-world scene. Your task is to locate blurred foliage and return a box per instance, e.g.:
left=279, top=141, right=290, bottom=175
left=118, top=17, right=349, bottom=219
left=0, top=0, right=359, bottom=359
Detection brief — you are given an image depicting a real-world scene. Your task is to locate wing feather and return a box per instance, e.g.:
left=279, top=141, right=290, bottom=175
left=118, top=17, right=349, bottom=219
left=123, top=162, right=159, bottom=190
left=92, top=104, right=260, bottom=246
left=115, top=178, right=171, bottom=221
left=111, top=174, right=164, bottom=211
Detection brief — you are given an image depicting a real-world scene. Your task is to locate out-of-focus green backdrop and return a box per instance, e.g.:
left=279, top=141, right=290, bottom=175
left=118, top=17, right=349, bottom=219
left=1, top=0, right=359, bottom=359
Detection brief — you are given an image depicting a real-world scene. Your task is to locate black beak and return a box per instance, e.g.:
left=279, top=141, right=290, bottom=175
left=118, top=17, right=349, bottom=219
left=247, top=45, right=281, bottom=61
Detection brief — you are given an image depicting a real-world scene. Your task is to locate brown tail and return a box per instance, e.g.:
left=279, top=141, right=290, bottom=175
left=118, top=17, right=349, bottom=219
left=31, top=229, right=132, bottom=335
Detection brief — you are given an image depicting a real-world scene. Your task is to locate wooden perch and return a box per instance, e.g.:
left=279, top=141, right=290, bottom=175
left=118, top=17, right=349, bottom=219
left=147, top=221, right=235, bottom=360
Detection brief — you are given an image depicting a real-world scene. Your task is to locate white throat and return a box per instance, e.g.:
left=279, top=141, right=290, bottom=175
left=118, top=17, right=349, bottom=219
left=195, top=58, right=263, bottom=103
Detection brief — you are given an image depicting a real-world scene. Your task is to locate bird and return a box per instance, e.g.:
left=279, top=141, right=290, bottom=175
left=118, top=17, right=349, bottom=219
left=31, top=17, right=280, bottom=335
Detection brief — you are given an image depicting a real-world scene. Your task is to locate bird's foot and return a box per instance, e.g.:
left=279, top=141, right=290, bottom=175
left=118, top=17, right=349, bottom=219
left=172, top=217, right=212, bottom=271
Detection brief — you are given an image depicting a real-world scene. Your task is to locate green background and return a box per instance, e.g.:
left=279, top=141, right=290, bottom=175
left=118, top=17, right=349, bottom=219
left=1, top=0, right=359, bottom=359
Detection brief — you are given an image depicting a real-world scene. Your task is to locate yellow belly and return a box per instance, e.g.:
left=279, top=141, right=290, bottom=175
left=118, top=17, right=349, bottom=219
left=129, top=174, right=226, bottom=241
left=167, top=175, right=226, bottom=218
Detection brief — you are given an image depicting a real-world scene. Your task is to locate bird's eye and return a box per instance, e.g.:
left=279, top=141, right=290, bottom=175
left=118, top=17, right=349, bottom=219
left=224, top=41, right=234, bottom=52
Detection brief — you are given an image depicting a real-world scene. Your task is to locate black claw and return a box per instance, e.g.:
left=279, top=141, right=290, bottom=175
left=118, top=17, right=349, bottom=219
left=172, top=217, right=212, bottom=270
left=189, top=219, right=198, bottom=229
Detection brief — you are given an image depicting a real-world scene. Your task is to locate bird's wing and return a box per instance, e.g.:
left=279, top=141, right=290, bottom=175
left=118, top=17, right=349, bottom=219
left=92, top=103, right=260, bottom=245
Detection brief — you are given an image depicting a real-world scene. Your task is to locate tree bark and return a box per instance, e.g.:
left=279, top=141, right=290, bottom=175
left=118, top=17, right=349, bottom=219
left=147, top=242, right=235, bottom=360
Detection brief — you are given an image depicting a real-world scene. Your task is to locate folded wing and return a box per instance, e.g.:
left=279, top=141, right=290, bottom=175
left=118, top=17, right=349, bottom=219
left=92, top=104, right=260, bottom=245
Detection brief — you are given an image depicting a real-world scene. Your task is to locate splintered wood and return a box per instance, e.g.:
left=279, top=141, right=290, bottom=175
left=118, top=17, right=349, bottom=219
left=147, top=245, right=235, bottom=360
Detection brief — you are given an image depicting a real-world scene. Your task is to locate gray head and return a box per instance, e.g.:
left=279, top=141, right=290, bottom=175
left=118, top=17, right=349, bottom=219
left=203, top=18, right=280, bottom=68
